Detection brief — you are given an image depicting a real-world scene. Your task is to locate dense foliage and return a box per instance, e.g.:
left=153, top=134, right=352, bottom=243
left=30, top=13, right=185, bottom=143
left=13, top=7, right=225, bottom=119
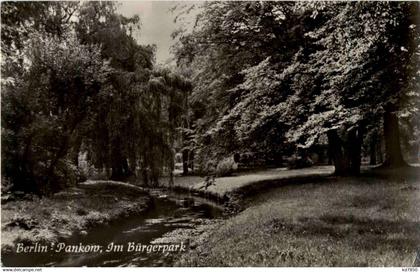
left=1, top=2, right=191, bottom=194
left=2, top=2, right=419, bottom=195
left=174, top=1, right=419, bottom=175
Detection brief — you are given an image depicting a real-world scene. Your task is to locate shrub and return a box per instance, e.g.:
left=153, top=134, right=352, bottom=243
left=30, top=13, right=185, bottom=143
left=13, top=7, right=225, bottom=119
left=51, top=160, right=86, bottom=192
left=1, top=32, right=108, bottom=195
left=1, top=177, right=13, bottom=194
left=215, top=157, right=238, bottom=177
left=7, top=215, right=38, bottom=230
left=79, top=163, right=108, bottom=180
left=76, top=208, right=88, bottom=216
left=85, top=211, right=110, bottom=227
left=288, top=154, right=314, bottom=169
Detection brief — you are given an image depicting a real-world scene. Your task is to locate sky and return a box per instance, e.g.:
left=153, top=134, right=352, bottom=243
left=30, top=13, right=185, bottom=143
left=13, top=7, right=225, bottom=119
left=117, top=1, right=198, bottom=64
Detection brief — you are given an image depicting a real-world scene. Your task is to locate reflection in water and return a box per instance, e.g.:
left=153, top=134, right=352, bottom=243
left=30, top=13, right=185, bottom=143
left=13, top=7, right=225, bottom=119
left=2, top=191, right=223, bottom=267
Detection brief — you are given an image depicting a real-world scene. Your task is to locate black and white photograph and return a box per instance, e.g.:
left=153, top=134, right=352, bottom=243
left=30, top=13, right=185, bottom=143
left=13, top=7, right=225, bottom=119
left=1, top=0, right=419, bottom=269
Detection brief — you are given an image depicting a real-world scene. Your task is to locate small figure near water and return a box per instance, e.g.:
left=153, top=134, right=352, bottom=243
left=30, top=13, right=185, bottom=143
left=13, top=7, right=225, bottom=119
left=200, top=161, right=216, bottom=190
left=202, top=175, right=216, bottom=190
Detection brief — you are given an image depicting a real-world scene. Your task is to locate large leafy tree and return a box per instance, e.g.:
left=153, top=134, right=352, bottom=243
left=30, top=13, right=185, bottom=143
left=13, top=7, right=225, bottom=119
left=175, top=1, right=419, bottom=175
left=2, top=2, right=192, bottom=194
left=1, top=2, right=112, bottom=194
left=285, top=2, right=419, bottom=173
left=1, top=32, right=110, bottom=194
left=1, top=2, right=78, bottom=53
left=174, top=2, right=314, bottom=168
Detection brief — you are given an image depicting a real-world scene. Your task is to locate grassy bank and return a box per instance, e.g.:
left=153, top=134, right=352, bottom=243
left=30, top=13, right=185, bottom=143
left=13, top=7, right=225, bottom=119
left=1, top=180, right=151, bottom=253
left=176, top=168, right=420, bottom=266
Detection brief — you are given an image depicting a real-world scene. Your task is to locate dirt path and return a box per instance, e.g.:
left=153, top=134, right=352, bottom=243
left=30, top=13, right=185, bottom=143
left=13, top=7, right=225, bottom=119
left=160, top=166, right=334, bottom=198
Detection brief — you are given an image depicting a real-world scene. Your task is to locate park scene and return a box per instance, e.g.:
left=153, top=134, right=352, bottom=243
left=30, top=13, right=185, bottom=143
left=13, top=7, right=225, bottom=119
left=1, top=1, right=419, bottom=267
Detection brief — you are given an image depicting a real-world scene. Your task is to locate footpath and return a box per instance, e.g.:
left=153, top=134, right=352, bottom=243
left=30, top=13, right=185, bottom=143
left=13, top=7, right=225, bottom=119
left=160, top=166, right=335, bottom=201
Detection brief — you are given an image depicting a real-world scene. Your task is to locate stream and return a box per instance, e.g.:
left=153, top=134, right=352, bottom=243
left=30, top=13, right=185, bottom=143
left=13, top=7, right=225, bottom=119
left=2, top=190, right=223, bottom=267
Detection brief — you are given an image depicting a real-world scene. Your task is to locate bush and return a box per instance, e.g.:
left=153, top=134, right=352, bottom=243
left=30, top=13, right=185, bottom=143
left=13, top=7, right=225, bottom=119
left=79, top=163, right=108, bottom=180
left=288, top=154, right=314, bottom=169
left=1, top=32, right=108, bottom=196
left=76, top=208, right=88, bottom=216
left=7, top=215, right=38, bottom=230
left=1, top=177, right=13, bottom=194
left=215, top=157, right=238, bottom=177
left=51, top=160, right=86, bottom=192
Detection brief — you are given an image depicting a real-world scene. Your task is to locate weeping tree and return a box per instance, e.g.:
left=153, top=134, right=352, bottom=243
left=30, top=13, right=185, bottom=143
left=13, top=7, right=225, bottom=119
left=1, top=1, right=192, bottom=194
left=82, top=67, right=191, bottom=186
left=68, top=2, right=193, bottom=186
left=151, top=69, right=193, bottom=186
left=70, top=1, right=150, bottom=180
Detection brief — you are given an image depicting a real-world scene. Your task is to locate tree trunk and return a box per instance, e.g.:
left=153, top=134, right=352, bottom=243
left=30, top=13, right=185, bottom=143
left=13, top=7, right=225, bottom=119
left=369, top=132, right=377, bottom=165
left=382, top=109, right=407, bottom=168
left=110, top=152, right=126, bottom=180
left=327, top=127, right=363, bottom=176
left=71, top=136, right=82, bottom=167
left=182, top=149, right=189, bottom=175
left=169, top=171, right=174, bottom=188
left=190, top=151, right=194, bottom=172
left=327, top=141, right=333, bottom=165
left=122, top=158, right=132, bottom=177
left=111, top=160, right=124, bottom=180
left=378, top=136, right=384, bottom=164
left=327, top=130, right=350, bottom=175
left=110, top=138, right=133, bottom=180
left=347, top=126, right=363, bottom=175
left=168, top=150, right=175, bottom=188
left=142, top=168, right=149, bottom=187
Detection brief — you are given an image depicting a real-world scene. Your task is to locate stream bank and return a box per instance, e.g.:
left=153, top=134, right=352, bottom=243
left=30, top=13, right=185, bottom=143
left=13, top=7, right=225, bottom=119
left=162, top=166, right=335, bottom=214
left=1, top=181, right=224, bottom=267
left=2, top=167, right=340, bottom=267
left=1, top=181, right=152, bottom=256
left=173, top=168, right=420, bottom=266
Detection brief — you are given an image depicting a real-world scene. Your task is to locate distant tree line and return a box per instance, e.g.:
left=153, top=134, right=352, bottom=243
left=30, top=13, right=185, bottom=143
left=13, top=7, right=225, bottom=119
left=173, top=1, right=419, bottom=175
left=1, top=2, right=191, bottom=195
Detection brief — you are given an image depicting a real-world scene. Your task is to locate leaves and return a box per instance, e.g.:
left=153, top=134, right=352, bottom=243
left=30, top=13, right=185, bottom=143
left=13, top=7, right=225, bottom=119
left=2, top=2, right=192, bottom=192
left=173, top=1, right=419, bottom=167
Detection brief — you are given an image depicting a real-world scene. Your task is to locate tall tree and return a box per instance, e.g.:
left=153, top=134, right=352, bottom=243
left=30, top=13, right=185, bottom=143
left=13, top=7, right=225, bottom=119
left=1, top=2, right=192, bottom=194
left=174, top=2, right=310, bottom=169
left=287, top=2, right=419, bottom=171
left=1, top=31, right=110, bottom=194
left=74, top=2, right=192, bottom=185
left=174, top=2, right=419, bottom=175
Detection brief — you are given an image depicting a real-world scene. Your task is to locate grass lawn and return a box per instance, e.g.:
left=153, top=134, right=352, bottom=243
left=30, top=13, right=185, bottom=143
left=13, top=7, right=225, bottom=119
left=177, top=168, right=420, bottom=266
left=1, top=181, right=151, bottom=253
